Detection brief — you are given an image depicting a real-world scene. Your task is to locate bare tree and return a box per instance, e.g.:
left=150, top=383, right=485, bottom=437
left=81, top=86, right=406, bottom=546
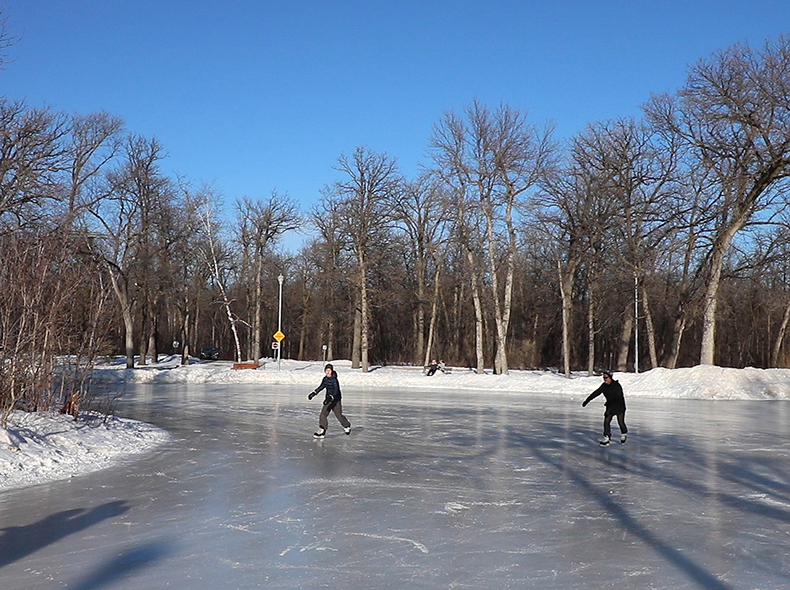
left=311, top=194, right=351, bottom=362
left=575, top=118, right=681, bottom=371
left=167, top=182, right=209, bottom=365
left=539, top=173, right=596, bottom=378
left=0, top=228, right=109, bottom=425
left=431, top=109, right=487, bottom=373
left=88, top=135, right=174, bottom=367
left=332, top=147, right=401, bottom=372
left=292, top=245, right=320, bottom=360
left=235, top=191, right=300, bottom=361
left=64, top=112, right=123, bottom=206
left=0, top=8, right=15, bottom=70
left=198, top=193, right=245, bottom=363
left=388, top=173, right=450, bottom=365
left=0, top=100, right=68, bottom=227
left=431, top=101, right=554, bottom=374
left=0, top=101, right=116, bottom=423
left=646, top=37, right=790, bottom=365
left=539, top=125, right=620, bottom=377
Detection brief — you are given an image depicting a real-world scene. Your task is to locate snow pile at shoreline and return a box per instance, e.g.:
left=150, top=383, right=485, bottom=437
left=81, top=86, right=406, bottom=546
left=0, top=412, right=170, bottom=492
left=93, top=356, right=790, bottom=401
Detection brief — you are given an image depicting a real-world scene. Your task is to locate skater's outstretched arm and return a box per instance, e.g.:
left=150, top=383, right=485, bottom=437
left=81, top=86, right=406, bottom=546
left=582, top=388, right=603, bottom=407
left=308, top=376, right=329, bottom=400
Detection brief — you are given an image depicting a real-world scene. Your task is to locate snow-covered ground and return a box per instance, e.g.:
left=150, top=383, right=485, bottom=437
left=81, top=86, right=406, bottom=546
left=2, top=358, right=790, bottom=492
left=95, top=356, right=790, bottom=400
left=0, top=411, right=170, bottom=491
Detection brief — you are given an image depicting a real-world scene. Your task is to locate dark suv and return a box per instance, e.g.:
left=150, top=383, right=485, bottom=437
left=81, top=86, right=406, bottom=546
left=199, top=347, right=220, bottom=361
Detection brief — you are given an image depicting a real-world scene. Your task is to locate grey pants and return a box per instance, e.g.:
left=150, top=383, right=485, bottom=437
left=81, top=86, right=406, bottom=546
left=319, top=400, right=351, bottom=430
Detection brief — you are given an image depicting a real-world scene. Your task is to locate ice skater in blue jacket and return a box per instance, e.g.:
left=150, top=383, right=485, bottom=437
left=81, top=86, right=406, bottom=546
left=308, top=363, right=351, bottom=438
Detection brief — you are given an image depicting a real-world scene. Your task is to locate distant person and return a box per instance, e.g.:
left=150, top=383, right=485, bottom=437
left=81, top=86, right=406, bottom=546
left=308, top=363, right=351, bottom=438
left=582, top=369, right=628, bottom=446
left=427, top=360, right=439, bottom=376
left=437, top=360, right=447, bottom=373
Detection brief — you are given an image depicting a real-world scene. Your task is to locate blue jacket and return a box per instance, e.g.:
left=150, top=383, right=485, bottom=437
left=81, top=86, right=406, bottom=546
left=314, top=372, right=342, bottom=402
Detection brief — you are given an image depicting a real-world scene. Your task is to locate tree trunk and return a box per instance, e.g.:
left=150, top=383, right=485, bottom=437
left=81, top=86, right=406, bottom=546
left=485, top=208, right=515, bottom=375
left=327, top=318, right=335, bottom=362
left=138, top=292, right=149, bottom=366
left=771, top=299, right=790, bottom=367
left=359, top=263, right=370, bottom=373
left=351, top=303, right=361, bottom=369
left=700, top=224, right=741, bottom=365
left=423, top=266, right=441, bottom=368
left=148, top=324, right=158, bottom=364
left=616, top=300, right=633, bottom=372
left=298, top=317, right=306, bottom=361
left=665, top=311, right=687, bottom=369
left=415, top=256, right=426, bottom=365
left=641, top=283, right=658, bottom=369
left=467, top=249, right=485, bottom=374
left=587, top=282, right=595, bottom=376
left=252, top=252, right=263, bottom=362
left=180, top=296, right=191, bottom=366
left=451, top=281, right=464, bottom=363
left=558, top=259, right=578, bottom=379
left=223, top=298, right=243, bottom=363
left=108, top=269, right=135, bottom=369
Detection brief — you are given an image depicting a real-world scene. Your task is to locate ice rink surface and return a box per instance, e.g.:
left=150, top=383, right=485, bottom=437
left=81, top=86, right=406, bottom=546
left=1, top=383, right=789, bottom=590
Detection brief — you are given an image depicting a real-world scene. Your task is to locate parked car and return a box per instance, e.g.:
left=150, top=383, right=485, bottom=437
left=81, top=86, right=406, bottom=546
left=199, top=346, right=220, bottom=361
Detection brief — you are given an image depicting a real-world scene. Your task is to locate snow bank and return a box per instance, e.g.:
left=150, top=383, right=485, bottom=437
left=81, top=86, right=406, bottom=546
left=93, top=356, right=790, bottom=401
left=0, top=412, right=170, bottom=492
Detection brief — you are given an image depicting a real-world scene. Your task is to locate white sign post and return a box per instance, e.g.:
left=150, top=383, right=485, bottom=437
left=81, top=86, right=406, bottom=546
left=277, top=274, right=284, bottom=370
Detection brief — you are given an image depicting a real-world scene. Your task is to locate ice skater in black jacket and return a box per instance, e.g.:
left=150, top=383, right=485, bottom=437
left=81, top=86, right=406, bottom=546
left=308, top=363, right=351, bottom=438
left=582, top=369, right=628, bottom=446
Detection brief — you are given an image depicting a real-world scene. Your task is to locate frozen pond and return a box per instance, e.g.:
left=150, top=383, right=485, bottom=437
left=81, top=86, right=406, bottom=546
left=1, top=383, right=789, bottom=589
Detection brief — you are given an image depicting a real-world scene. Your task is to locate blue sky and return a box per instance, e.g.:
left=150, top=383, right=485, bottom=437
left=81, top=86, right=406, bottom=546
left=3, top=1, right=789, bottom=218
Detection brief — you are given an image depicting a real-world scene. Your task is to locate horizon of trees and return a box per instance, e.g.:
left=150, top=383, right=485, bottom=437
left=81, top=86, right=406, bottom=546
left=3, top=25, right=790, bottom=422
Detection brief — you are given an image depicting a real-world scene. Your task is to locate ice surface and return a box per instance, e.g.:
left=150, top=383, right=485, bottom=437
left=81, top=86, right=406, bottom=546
left=1, top=383, right=789, bottom=589
left=0, top=384, right=790, bottom=590
left=4, top=361, right=790, bottom=493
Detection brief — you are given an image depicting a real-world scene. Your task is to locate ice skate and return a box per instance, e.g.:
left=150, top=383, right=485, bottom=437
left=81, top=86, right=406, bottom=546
left=599, top=435, right=610, bottom=446
left=344, top=425, right=351, bottom=435
left=313, top=429, right=326, bottom=439
left=620, top=434, right=627, bottom=444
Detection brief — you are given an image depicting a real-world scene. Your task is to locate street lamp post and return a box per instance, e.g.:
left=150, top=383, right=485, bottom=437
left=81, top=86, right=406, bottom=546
left=634, top=272, right=639, bottom=374
left=277, top=274, right=284, bottom=370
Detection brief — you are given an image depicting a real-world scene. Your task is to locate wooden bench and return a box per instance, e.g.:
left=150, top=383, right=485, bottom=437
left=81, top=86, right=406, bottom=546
left=232, top=362, right=260, bottom=370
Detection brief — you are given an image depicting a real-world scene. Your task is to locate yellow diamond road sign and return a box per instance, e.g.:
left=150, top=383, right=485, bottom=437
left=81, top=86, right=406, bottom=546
left=273, top=330, right=285, bottom=342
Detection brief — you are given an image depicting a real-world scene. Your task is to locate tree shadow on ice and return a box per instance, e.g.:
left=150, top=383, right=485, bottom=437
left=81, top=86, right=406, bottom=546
left=0, top=500, right=130, bottom=569
left=508, top=428, right=736, bottom=590
left=67, top=538, right=175, bottom=590
left=549, top=423, right=790, bottom=526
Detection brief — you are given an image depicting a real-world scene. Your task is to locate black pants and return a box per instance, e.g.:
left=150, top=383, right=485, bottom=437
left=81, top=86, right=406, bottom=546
left=603, top=408, right=627, bottom=438
left=319, top=400, right=351, bottom=431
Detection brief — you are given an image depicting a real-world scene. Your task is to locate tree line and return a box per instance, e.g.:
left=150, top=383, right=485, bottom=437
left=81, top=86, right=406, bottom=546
left=2, top=27, right=790, bottom=423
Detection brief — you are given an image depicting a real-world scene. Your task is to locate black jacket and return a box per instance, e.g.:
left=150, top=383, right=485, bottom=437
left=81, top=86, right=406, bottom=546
left=583, top=379, right=626, bottom=412
left=314, top=372, right=342, bottom=402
